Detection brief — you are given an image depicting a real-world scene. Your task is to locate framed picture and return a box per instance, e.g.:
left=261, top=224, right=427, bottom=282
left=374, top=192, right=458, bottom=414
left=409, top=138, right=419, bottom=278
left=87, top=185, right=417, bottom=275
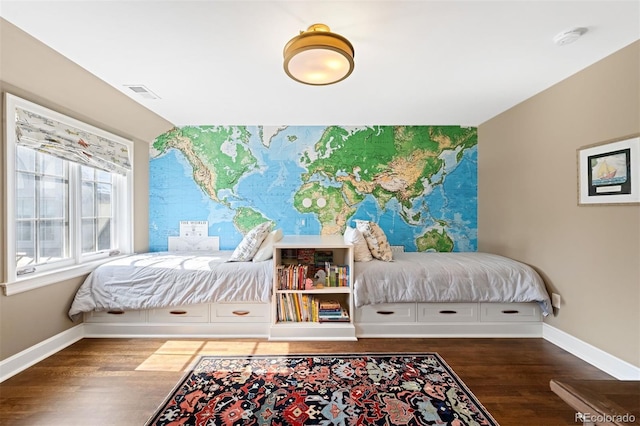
left=578, top=134, right=640, bottom=205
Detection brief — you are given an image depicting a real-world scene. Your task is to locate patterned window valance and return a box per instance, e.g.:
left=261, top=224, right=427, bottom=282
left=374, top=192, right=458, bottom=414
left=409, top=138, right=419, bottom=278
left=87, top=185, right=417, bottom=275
left=15, top=107, right=131, bottom=175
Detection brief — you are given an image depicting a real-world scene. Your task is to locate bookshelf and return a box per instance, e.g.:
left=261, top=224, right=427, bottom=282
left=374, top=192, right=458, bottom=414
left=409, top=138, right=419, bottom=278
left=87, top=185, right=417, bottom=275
left=269, top=235, right=356, bottom=341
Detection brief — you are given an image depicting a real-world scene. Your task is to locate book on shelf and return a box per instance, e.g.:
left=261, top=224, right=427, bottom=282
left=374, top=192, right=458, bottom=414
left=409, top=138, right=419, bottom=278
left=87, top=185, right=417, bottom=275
left=281, top=248, right=298, bottom=263
left=276, top=295, right=350, bottom=323
left=276, top=264, right=312, bottom=290
left=277, top=293, right=320, bottom=322
left=296, top=248, right=315, bottom=264
left=314, top=250, right=333, bottom=264
left=323, top=264, right=349, bottom=287
left=277, top=264, right=349, bottom=289
left=319, top=309, right=350, bottom=322
left=318, top=300, right=350, bottom=322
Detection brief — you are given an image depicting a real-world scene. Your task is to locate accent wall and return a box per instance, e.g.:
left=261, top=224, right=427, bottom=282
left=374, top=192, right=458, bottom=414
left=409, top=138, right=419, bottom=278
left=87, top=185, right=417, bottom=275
left=149, top=126, right=477, bottom=252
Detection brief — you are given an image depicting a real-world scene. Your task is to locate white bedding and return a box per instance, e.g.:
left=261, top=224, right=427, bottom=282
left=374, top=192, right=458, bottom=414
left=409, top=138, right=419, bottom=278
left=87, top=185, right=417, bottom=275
left=68, top=251, right=272, bottom=319
left=353, top=252, right=552, bottom=316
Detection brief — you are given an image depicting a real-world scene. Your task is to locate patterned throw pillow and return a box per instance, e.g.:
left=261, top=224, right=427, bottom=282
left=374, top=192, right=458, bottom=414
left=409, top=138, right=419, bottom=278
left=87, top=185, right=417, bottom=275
left=354, top=220, right=393, bottom=262
left=252, top=228, right=284, bottom=262
left=343, top=226, right=373, bottom=262
left=228, top=222, right=272, bottom=262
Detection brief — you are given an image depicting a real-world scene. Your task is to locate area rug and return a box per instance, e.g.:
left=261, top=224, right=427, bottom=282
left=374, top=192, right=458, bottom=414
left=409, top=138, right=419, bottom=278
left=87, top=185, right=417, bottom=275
left=146, top=353, right=499, bottom=426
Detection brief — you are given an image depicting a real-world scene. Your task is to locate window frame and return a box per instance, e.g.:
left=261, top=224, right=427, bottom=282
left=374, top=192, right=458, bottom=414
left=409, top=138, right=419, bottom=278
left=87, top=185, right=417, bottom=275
left=3, top=94, right=134, bottom=296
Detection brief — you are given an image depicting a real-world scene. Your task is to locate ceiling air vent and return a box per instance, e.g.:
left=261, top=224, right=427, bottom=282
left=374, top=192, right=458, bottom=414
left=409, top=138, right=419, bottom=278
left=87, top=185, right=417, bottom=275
left=124, top=84, right=160, bottom=100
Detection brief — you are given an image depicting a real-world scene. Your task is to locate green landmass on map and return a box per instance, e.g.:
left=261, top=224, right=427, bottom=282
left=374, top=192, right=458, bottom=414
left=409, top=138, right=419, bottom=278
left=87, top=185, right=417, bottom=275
left=233, top=207, right=271, bottom=234
left=416, top=228, right=455, bottom=252
left=152, top=126, right=258, bottom=205
left=296, top=125, right=477, bottom=245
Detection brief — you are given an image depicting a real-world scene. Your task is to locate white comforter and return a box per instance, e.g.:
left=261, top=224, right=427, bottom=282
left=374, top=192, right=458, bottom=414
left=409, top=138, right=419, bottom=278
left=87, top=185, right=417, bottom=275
left=68, top=251, right=272, bottom=319
left=353, top=252, right=552, bottom=316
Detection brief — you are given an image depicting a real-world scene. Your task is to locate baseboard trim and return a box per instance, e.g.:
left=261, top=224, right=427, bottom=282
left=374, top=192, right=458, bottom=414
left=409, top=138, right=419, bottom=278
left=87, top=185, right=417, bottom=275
left=0, top=324, right=84, bottom=383
left=543, top=323, right=640, bottom=380
left=3, top=322, right=638, bottom=382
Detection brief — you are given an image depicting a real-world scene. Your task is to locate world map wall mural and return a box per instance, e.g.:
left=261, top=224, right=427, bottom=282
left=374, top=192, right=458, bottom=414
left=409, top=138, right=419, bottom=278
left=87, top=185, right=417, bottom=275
left=149, top=126, right=477, bottom=252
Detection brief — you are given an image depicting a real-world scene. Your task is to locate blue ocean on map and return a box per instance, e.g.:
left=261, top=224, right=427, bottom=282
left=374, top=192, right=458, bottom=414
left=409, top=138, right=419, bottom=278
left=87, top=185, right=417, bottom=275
left=149, top=126, right=477, bottom=252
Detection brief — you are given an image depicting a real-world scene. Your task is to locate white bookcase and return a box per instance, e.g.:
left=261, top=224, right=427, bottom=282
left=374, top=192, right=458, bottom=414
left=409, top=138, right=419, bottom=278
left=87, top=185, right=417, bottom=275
left=269, top=235, right=356, bottom=341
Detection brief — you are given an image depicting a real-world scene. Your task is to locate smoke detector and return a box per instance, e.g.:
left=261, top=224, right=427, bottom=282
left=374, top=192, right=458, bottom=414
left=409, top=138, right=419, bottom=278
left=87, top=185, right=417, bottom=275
left=553, top=27, right=588, bottom=46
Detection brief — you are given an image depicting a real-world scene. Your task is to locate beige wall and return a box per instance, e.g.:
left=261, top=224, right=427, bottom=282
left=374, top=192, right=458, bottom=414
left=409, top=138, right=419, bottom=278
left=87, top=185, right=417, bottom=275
left=0, top=19, right=173, bottom=360
left=2, top=17, right=638, bottom=370
left=478, top=41, right=640, bottom=367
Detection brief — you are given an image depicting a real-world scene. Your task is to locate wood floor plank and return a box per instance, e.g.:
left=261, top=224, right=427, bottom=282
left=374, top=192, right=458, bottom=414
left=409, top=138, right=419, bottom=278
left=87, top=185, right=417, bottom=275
left=0, top=338, right=615, bottom=425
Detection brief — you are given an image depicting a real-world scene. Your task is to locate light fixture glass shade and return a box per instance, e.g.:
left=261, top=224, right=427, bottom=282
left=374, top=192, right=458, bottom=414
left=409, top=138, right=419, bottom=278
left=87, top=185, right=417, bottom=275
left=284, top=24, right=355, bottom=86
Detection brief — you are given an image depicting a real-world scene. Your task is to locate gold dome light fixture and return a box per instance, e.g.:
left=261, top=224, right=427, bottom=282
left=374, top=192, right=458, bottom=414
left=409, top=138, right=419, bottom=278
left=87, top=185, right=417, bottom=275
left=283, top=23, right=355, bottom=86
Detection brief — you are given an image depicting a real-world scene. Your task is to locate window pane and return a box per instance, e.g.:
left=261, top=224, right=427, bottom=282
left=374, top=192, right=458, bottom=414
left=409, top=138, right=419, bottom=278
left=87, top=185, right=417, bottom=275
left=16, top=172, right=36, bottom=219
left=39, top=152, right=65, bottom=177
left=97, top=218, right=111, bottom=251
left=16, top=146, right=36, bottom=172
left=81, top=165, right=95, bottom=181
left=39, top=220, right=68, bottom=261
left=96, top=169, right=111, bottom=183
left=16, top=220, right=35, bottom=268
left=82, top=219, right=96, bottom=253
left=82, top=181, right=95, bottom=218
left=97, top=183, right=112, bottom=216
left=40, top=177, right=67, bottom=218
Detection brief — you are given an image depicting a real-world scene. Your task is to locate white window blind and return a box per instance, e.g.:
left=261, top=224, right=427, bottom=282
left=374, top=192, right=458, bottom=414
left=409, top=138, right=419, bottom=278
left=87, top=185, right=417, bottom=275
left=15, top=107, right=131, bottom=175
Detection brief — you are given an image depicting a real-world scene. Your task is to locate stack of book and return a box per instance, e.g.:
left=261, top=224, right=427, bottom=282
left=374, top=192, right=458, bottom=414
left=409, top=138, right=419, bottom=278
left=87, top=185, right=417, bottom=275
left=277, top=293, right=318, bottom=322
left=318, top=300, right=350, bottom=323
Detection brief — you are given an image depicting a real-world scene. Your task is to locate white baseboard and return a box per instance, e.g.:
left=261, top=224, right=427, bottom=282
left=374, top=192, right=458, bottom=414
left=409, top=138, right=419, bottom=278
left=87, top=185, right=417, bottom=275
left=0, top=324, right=84, bottom=383
left=543, top=323, right=640, bottom=380
left=3, top=322, right=638, bottom=383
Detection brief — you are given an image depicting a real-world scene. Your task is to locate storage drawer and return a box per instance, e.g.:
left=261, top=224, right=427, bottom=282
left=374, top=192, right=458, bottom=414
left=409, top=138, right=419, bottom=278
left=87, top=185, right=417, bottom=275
left=480, top=303, right=542, bottom=322
left=418, top=303, right=478, bottom=322
left=85, top=309, right=146, bottom=323
left=211, top=303, right=270, bottom=323
left=355, top=303, right=416, bottom=323
left=148, top=304, right=209, bottom=323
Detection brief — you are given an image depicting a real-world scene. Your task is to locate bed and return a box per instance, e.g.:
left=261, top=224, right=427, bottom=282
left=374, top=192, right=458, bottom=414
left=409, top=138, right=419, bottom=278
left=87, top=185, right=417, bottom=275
left=70, top=239, right=552, bottom=339
left=352, top=251, right=552, bottom=316
left=68, top=250, right=273, bottom=320
left=350, top=250, right=552, bottom=337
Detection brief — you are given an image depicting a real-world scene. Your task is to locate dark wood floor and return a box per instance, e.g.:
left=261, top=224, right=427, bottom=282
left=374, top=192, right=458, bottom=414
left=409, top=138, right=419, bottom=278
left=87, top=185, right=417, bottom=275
left=0, top=337, right=613, bottom=425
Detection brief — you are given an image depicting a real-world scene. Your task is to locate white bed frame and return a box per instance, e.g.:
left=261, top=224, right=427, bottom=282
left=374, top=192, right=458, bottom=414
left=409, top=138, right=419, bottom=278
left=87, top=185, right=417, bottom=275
left=82, top=240, right=544, bottom=339
left=83, top=300, right=544, bottom=339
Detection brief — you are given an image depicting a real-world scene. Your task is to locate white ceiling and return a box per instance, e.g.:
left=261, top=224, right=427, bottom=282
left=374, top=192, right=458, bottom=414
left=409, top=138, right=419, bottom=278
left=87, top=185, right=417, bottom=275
left=1, top=1, right=639, bottom=126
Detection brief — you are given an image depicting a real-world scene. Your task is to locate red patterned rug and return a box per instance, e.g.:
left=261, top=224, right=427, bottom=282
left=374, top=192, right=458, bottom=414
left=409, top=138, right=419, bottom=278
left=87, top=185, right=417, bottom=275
left=146, top=353, right=499, bottom=426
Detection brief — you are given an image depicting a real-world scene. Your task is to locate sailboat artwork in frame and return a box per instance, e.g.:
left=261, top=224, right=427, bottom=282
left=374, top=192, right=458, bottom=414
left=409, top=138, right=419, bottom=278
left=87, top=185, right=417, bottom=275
left=578, top=134, right=640, bottom=205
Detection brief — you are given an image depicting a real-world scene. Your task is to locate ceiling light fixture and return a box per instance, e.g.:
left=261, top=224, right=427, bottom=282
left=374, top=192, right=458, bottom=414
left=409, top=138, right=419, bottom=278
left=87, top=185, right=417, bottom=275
left=283, top=23, right=355, bottom=86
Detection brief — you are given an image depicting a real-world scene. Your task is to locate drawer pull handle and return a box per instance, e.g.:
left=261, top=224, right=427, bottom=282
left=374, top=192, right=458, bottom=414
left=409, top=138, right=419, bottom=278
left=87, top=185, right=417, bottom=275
left=170, top=310, right=187, bottom=315
left=502, top=309, right=520, bottom=314
left=232, top=310, right=250, bottom=316
left=107, top=310, right=124, bottom=315
left=439, top=310, right=458, bottom=314
left=377, top=310, right=395, bottom=315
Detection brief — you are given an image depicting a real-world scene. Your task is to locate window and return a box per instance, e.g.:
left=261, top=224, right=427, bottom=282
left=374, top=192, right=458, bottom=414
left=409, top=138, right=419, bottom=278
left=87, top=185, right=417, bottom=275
left=4, top=94, right=133, bottom=293
left=16, top=146, right=70, bottom=270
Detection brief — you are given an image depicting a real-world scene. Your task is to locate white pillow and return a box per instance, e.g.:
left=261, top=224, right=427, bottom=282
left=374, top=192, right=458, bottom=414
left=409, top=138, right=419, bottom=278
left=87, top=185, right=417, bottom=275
left=354, top=220, right=393, bottom=262
left=253, top=229, right=283, bottom=262
left=343, top=226, right=372, bottom=262
left=228, top=222, right=272, bottom=262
